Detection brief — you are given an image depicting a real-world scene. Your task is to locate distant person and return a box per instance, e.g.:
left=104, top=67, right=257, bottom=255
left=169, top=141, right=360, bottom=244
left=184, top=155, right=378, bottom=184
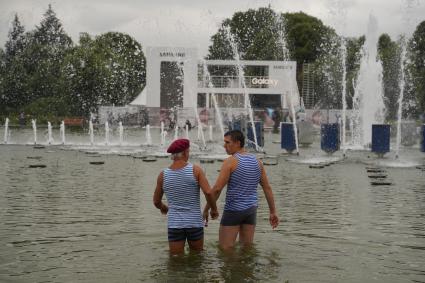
left=272, top=107, right=281, bottom=133
left=185, top=120, right=192, bottom=131
left=168, top=117, right=175, bottom=131
left=311, top=110, right=322, bottom=127
left=203, top=130, right=279, bottom=251
left=153, top=139, right=218, bottom=255
left=19, top=112, right=26, bottom=128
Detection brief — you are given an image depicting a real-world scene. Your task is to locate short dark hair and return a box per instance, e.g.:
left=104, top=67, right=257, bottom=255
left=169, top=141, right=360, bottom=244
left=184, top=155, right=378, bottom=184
left=224, top=130, right=245, bottom=148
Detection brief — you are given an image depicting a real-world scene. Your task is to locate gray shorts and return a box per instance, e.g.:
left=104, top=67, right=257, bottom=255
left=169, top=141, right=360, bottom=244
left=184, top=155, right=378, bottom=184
left=220, top=206, right=257, bottom=226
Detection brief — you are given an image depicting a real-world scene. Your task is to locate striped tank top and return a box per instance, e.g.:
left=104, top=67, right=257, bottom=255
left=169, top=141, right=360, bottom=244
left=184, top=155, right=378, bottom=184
left=224, top=153, right=261, bottom=211
left=163, top=163, right=203, bottom=228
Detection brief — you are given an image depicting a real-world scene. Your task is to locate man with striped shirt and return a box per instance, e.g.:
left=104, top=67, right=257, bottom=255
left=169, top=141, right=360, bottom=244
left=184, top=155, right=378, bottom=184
left=204, top=130, right=279, bottom=250
left=153, top=138, right=219, bottom=254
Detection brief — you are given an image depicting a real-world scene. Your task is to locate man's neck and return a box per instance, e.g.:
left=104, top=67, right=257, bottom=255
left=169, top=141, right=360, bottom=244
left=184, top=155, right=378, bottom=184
left=171, top=159, right=188, bottom=167
left=233, top=148, right=246, bottom=155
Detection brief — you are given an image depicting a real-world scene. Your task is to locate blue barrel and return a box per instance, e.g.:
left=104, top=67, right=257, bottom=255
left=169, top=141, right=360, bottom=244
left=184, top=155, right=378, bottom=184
left=421, top=124, right=425, bottom=152
left=321, top=123, right=340, bottom=153
left=372, top=124, right=390, bottom=154
left=281, top=122, right=296, bottom=152
left=247, top=121, right=264, bottom=148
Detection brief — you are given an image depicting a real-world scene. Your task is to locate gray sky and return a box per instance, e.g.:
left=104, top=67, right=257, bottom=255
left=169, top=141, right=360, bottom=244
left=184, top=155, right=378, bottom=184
left=0, top=0, right=423, bottom=56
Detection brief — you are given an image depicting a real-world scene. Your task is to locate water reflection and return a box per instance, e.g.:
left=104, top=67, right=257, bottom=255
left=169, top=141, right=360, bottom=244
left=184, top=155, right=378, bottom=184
left=151, top=245, right=281, bottom=282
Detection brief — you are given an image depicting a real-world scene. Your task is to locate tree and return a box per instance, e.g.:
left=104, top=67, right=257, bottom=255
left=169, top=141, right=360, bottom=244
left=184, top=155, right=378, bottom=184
left=206, top=7, right=336, bottom=103
left=408, top=21, right=425, bottom=116
left=33, top=4, right=72, bottom=48
left=4, top=14, right=26, bottom=62
left=378, top=33, right=401, bottom=120
left=0, top=48, right=5, bottom=112
left=283, top=12, right=335, bottom=65
left=23, top=4, right=73, bottom=102
left=312, top=34, right=343, bottom=109
left=345, top=36, right=365, bottom=108
left=1, top=14, right=29, bottom=110
left=61, top=32, right=146, bottom=115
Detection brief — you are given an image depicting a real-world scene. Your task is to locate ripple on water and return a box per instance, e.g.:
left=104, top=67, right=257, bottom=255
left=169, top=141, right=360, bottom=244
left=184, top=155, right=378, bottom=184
left=0, top=145, right=424, bottom=282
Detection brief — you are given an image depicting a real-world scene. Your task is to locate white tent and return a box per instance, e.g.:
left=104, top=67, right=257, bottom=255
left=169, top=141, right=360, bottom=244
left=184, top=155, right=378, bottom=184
left=129, top=88, right=147, bottom=106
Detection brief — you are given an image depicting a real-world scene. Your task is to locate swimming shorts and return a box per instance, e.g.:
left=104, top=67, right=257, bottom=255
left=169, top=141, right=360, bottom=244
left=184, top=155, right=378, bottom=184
left=220, top=206, right=257, bottom=226
left=168, top=227, right=204, bottom=242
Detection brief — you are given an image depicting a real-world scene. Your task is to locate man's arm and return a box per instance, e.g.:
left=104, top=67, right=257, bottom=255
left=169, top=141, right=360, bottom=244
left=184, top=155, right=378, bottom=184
left=258, top=160, right=279, bottom=229
left=193, top=165, right=218, bottom=219
left=203, top=157, right=235, bottom=217
left=212, top=157, right=235, bottom=194
left=153, top=171, right=168, bottom=214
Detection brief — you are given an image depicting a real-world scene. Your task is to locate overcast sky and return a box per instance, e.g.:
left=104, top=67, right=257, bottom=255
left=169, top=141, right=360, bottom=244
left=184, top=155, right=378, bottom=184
left=0, top=0, right=423, bottom=56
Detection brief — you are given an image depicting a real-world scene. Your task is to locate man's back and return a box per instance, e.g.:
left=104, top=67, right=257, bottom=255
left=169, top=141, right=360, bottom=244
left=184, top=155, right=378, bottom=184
left=163, top=163, right=203, bottom=228
left=225, top=153, right=261, bottom=211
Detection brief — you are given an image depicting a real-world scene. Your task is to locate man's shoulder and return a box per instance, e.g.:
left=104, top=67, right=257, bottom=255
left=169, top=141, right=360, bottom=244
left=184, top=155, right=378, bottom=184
left=224, top=155, right=237, bottom=163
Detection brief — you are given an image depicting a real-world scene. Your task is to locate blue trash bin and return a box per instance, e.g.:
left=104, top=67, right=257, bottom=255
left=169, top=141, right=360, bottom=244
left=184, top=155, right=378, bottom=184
left=247, top=121, right=264, bottom=148
left=421, top=124, right=425, bottom=152
left=281, top=122, right=296, bottom=153
left=321, top=123, right=340, bottom=153
left=371, top=124, right=390, bottom=155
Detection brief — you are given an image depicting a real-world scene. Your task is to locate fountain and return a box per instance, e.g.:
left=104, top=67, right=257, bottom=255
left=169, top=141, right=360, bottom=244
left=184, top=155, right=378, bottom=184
left=47, top=122, right=53, bottom=145
left=208, top=125, right=213, bottom=142
left=325, top=0, right=348, bottom=156
left=3, top=118, right=9, bottom=144
left=351, top=14, right=386, bottom=147
left=174, top=124, right=178, bottom=141
left=104, top=121, right=110, bottom=145
left=89, top=120, right=94, bottom=145
left=160, top=121, right=165, bottom=146
left=146, top=124, right=152, bottom=145
left=224, top=26, right=259, bottom=151
left=395, top=40, right=407, bottom=159
left=60, top=121, right=65, bottom=145
left=341, top=39, right=348, bottom=156
left=201, top=60, right=225, bottom=138
left=275, top=14, right=299, bottom=154
left=287, top=78, right=300, bottom=154
left=119, top=121, right=124, bottom=145
left=171, top=51, right=206, bottom=149
left=31, top=119, right=37, bottom=145
left=1, top=5, right=425, bottom=281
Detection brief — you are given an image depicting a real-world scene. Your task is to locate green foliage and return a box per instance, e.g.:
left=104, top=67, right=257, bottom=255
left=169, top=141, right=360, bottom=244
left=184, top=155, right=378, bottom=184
left=207, top=8, right=334, bottom=63
left=206, top=7, right=337, bottom=106
left=5, top=14, right=26, bottom=61
left=34, top=4, right=72, bottom=47
left=345, top=36, right=365, bottom=107
left=312, top=35, right=343, bottom=109
left=22, top=96, right=71, bottom=123
left=207, top=19, right=234, bottom=61
left=0, top=5, right=146, bottom=118
left=408, top=21, right=425, bottom=116
left=60, top=32, right=146, bottom=115
left=377, top=33, right=401, bottom=120
left=0, top=48, right=5, bottom=112
left=283, top=12, right=336, bottom=65
left=0, top=4, right=73, bottom=114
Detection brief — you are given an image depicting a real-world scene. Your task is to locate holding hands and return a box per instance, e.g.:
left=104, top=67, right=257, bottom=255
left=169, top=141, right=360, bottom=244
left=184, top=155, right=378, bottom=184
left=203, top=206, right=219, bottom=226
